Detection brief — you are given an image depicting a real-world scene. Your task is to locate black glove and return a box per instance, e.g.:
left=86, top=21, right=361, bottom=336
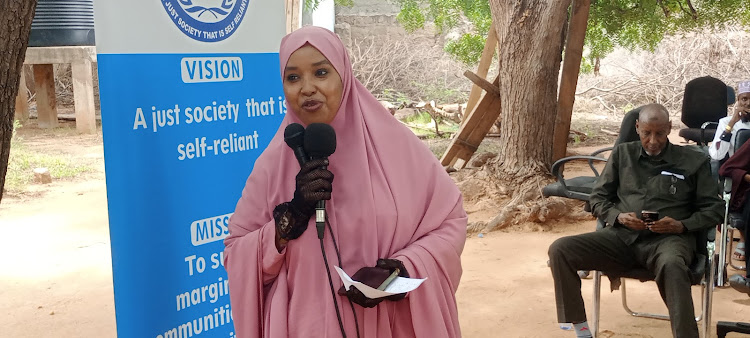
left=376, top=258, right=409, bottom=301
left=340, top=284, right=383, bottom=308
left=337, top=258, right=410, bottom=307
left=273, top=158, right=333, bottom=241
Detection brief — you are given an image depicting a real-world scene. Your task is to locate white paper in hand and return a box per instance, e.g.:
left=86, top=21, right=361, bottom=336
left=334, top=266, right=426, bottom=299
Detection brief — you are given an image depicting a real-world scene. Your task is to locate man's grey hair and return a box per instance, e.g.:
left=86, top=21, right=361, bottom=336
left=638, top=103, right=670, bottom=123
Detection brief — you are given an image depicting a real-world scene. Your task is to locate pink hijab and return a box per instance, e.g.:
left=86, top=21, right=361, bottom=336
left=224, top=26, right=466, bottom=338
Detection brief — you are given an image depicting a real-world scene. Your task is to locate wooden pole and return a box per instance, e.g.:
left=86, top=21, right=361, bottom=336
left=286, top=0, right=301, bottom=34
left=552, top=0, right=591, bottom=161
left=14, top=68, right=29, bottom=121
left=71, top=60, right=96, bottom=133
left=464, top=23, right=497, bottom=117
left=33, top=64, right=58, bottom=128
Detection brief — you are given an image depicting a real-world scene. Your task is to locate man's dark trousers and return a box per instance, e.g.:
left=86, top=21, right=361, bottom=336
left=548, top=227, right=698, bottom=338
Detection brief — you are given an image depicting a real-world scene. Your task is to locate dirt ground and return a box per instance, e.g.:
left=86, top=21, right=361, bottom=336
left=1, top=125, right=749, bottom=338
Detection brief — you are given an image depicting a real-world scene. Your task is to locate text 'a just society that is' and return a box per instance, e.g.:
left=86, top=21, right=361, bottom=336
left=132, top=97, right=285, bottom=133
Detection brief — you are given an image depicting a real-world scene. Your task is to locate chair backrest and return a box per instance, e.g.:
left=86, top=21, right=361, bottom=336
left=614, top=107, right=642, bottom=146
left=681, top=76, right=728, bottom=128
left=734, top=128, right=750, bottom=152
left=714, top=129, right=750, bottom=198
left=727, top=85, right=736, bottom=105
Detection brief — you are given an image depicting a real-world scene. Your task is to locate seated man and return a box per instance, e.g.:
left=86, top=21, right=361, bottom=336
left=709, top=80, right=750, bottom=264
left=548, top=103, right=724, bottom=338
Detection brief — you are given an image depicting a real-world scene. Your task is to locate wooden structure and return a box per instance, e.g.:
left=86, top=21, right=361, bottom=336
left=464, top=23, right=497, bottom=117
left=441, top=0, right=592, bottom=168
left=15, top=46, right=97, bottom=134
left=440, top=73, right=502, bottom=169
left=440, top=24, right=500, bottom=169
left=552, top=0, right=592, bottom=161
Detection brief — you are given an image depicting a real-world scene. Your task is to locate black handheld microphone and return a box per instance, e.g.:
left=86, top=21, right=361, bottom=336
left=303, top=123, right=337, bottom=239
left=284, top=123, right=308, bottom=166
left=287, top=123, right=348, bottom=338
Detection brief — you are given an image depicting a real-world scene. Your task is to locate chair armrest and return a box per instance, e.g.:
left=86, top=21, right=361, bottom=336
left=590, top=146, right=613, bottom=157
left=701, top=122, right=719, bottom=146
left=589, top=146, right=614, bottom=175
left=550, top=155, right=609, bottom=187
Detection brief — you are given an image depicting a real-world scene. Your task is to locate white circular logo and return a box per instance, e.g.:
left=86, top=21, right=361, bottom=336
left=178, top=0, right=236, bottom=24
left=161, top=0, right=249, bottom=42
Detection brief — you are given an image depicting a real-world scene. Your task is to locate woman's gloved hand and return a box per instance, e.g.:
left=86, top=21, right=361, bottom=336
left=274, top=158, right=333, bottom=241
left=339, top=283, right=383, bottom=308
left=376, top=258, right=409, bottom=301
left=338, top=258, right=410, bottom=307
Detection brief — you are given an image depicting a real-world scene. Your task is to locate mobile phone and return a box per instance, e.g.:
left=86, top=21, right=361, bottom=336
left=641, top=210, right=659, bottom=223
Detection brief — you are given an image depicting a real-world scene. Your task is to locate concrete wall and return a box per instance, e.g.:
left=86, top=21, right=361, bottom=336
left=334, top=0, right=443, bottom=47
left=336, top=0, right=400, bottom=17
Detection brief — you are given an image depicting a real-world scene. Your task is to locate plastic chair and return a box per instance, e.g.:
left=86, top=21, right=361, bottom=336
left=542, top=107, right=641, bottom=210
left=678, top=76, right=730, bottom=146
left=591, top=223, right=717, bottom=338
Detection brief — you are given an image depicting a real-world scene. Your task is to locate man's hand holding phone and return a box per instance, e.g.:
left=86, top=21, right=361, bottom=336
left=641, top=210, right=658, bottom=224
left=616, top=212, right=647, bottom=231
left=648, top=216, right=685, bottom=234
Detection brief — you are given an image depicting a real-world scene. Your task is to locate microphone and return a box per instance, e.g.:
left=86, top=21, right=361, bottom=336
left=303, top=123, right=337, bottom=239
left=284, top=123, right=308, bottom=166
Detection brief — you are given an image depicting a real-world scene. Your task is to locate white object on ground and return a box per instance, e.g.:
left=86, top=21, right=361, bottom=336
left=33, top=168, right=52, bottom=184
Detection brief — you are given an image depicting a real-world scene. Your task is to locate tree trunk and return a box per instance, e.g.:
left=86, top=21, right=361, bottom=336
left=488, top=0, right=572, bottom=179
left=461, top=1, right=577, bottom=232
left=0, top=0, right=37, bottom=203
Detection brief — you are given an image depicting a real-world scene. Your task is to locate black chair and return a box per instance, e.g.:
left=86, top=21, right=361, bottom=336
left=591, top=223, right=716, bottom=338
left=717, top=128, right=750, bottom=284
left=716, top=123, right=750, bottom=338
left=728, top=86, right=737, bottom=106
left=701, top=85, right=737, bottom=152
left=679, top=76, right=731, bottom=146
left=542, top=107, right=641, bottom=211
left=717, top=321, right=750, bottom=337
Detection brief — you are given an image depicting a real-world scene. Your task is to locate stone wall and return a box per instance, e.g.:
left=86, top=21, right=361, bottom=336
left=334, top=0, right=445, bottom=49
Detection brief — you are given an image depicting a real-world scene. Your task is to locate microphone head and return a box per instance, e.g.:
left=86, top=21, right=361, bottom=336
left=284, top=123, right=305, bottom=148
left=304, top=123, right=336, bottom=158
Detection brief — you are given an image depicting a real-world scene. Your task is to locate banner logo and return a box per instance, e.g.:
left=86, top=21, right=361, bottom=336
left=162, top=0, right=250, bottom=42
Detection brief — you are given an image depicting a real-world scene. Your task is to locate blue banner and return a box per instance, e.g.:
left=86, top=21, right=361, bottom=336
left=98, top=52, right=284, bottom=337
left=94, top=1, right=285, bottom=334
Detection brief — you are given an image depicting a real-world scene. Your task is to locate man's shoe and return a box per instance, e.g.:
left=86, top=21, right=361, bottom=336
left=729, top=274, right=750, bottom=295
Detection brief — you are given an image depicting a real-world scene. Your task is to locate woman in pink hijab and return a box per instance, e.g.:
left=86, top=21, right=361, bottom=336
left=224, top=26, right=467, bottom=338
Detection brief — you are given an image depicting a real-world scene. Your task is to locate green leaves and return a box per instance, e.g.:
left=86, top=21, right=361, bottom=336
left=396, top=0, right=427, bottom=32
left=445, top=33, right=485, bottom=64
left=426, top=0, right=462, bottom=33
left=390, top=0, right=750, bottom=65
left=304, top=0, right=354, bottom=11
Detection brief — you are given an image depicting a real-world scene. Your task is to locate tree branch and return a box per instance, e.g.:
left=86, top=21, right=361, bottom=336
left=686, top=0, right=698, bottom=20
left=657, top=0, right=670, bottom=18
left=678, top=1, right=698, bottom=20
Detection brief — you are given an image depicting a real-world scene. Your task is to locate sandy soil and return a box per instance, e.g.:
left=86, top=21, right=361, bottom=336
left=1, top=126, right=749, bottom=338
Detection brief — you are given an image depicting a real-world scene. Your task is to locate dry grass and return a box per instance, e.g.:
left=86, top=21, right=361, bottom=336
left=574, top=28, right=750, bottom=123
